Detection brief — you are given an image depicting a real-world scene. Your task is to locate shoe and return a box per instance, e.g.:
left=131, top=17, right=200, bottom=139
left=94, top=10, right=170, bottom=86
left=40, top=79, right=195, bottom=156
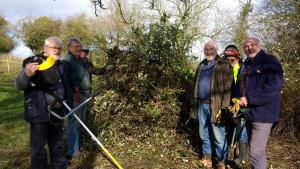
left=239, top=141, right=248, bottom=163
left=200, top=156, right=212, bottom=168
left=217, top=161, right=225, bottom=169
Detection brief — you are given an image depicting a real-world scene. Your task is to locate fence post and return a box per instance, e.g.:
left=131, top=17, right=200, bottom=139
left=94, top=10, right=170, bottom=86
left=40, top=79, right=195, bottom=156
left=6, top=55, right=10, bottom=73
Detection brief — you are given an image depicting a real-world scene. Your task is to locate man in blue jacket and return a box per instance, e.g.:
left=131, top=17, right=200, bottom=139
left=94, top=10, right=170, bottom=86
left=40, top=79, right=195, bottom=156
left=239, top=37, right=284, bottom=169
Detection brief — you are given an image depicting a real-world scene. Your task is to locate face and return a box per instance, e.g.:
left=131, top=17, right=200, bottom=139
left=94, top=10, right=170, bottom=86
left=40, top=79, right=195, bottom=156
left=80, top=50, right=89, bottom=59
left=204, top=44, right=217, bottom=61
left=44, top=41, right=62, bottom=60
left=68, top=42, right=82, bottom=57
left=243, top=38, right=261, bottom=59
left=226, top=56, right=239, bottom=66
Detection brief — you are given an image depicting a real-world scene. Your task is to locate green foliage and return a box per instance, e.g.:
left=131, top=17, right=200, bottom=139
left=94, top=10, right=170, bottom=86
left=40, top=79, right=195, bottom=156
left=22, top=16, right=62, bottom=54
left=88, top=13, right=195, bottom=143
left=128, top=13, right=194, bottom=91
left=61, top=15, right=95, bottom=46
left=0, top=16, right=14, bottom=53
left=233, top=0, right=252, bottom=57
left=61, top=14, right=108, bottom=65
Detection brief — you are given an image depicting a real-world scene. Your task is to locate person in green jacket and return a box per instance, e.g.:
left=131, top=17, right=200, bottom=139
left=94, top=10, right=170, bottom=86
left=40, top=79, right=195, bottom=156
left=64, top=37, right=114, bottom=161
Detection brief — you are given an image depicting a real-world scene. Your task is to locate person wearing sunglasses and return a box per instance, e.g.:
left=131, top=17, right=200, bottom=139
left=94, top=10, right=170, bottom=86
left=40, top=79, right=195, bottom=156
left=223, top=45, right=248, bottom=168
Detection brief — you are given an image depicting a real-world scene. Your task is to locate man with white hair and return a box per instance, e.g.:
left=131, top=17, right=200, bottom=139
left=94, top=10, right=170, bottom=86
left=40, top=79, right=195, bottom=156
left=240, top=37, right=284, bottom=169
left=15, top=36, right=69, bottom=169
left=192, top=40, right=233, bottom=169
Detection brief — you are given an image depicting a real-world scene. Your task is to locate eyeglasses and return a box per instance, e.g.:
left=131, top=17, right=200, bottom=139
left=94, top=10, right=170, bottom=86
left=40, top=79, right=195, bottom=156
left=46, top=46, right=62, bottom=50
left=226, top=58, right=236, bottom=62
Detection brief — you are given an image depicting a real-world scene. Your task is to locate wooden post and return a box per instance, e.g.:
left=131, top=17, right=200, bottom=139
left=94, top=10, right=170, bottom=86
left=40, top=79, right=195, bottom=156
left=7, top=55, right=10, bottom=73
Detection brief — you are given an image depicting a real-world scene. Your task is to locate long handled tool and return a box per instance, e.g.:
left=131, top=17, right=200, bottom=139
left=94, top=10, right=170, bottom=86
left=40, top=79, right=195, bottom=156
left=49, top=92, right=123, bottom=169
left=228, top=126, right=237, bottom=161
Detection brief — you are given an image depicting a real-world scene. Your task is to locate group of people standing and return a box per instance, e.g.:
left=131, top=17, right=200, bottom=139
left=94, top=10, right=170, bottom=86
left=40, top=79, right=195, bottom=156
left=15, top=36, right=113, bottom=169
left=15, top=35, right=283, bottom=169
left=192, top=37, right=284, bottom=169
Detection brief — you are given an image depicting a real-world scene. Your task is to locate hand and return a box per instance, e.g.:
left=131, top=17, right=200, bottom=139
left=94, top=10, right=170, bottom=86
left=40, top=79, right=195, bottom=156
left=239, top=97, right=248, bottom=107
left=25, top=62, right=39, bottom=77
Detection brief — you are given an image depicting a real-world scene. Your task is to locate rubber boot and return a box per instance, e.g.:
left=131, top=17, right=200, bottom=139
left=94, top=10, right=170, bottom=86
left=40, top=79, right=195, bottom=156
left=239, top=141, right=248, bottom=165
left=233, top=141, right=248, bottom=168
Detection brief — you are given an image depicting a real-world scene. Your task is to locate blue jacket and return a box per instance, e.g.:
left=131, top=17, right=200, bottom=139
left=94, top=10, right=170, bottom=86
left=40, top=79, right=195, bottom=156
left=242, top=50, right=284, bottom=123
left=15, top=54, right=69, bottom=123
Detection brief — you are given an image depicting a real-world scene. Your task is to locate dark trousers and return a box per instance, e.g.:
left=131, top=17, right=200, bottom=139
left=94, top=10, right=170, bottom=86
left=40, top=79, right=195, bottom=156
left=30, top=122, right=67, bottom=169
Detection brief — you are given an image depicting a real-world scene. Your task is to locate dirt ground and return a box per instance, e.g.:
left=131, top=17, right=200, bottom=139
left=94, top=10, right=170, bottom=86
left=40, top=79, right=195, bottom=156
left=70, top=135, right=300, bottom=169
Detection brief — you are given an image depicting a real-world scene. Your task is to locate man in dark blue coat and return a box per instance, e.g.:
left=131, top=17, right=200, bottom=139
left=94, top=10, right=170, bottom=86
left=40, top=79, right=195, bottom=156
left=239, top=37, right=284, bottom=169
left=15, top=36, right=69, bottom=169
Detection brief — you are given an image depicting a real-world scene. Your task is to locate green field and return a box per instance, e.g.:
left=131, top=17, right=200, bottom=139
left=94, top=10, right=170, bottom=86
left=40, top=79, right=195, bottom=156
left=0, top=73, right=30, bottom=169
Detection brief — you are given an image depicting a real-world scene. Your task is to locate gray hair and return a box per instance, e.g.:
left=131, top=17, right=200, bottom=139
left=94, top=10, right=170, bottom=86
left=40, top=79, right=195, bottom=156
left=244, top=37, right=261, bottom=47
left=44, top=36, right=62, bottom=47
left=67, top=37, right=81, bottom=47
left=204, top=39, right=218, bottom=50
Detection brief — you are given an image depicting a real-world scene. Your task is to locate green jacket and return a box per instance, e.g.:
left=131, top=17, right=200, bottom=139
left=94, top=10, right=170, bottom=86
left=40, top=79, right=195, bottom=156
left=191, top=55, right=233, bottom=122
left=64, top=52, right=91, bottom=95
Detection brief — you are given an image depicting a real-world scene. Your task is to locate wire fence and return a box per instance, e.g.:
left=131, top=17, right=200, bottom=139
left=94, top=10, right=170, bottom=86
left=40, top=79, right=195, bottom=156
left=0, top=54, right=23, bottom=74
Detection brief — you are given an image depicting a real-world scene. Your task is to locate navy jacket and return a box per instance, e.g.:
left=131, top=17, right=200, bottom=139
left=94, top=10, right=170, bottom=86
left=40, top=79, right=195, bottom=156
left=242, top=50, right=284, bottom=123
left=15, top=54, right=69, bottom=123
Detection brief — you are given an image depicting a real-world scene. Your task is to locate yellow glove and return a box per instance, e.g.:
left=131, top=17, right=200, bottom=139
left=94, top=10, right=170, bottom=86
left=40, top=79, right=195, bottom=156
left=215, top=109, right=222, bottom=123
left=230, top=98, right=241, bottom=116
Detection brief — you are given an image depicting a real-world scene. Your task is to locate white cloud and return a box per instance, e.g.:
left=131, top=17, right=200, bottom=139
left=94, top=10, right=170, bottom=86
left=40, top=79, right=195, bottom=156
left=0, top=0, right=95, bottom=57
left=12, top=44, right=33, bottom=58
left=0, top=0, right=94, bottom=23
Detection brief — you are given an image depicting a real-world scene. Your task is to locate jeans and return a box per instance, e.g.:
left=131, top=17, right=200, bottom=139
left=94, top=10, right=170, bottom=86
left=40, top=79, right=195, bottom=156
left=240, top=127, right=248, bottom=143
left=236, top=118, right=248, bottom=143
left=66, top=94, right=89, bottom=157
left=30, top=122, right=67, bottom=169
left=198, top=103, right=227, bottom=161
left=247, top=122, right=273, bottom=169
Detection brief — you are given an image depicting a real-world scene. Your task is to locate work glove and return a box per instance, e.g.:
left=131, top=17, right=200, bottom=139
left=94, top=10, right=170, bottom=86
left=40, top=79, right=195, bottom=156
left=215, top=107, right=228, bottom=124
left=230, top=98, right=241, bottom=117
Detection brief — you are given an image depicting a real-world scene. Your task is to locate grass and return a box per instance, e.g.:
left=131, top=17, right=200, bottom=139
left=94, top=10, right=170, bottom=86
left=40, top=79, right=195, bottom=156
left=0, top=73, right=30, bottom=169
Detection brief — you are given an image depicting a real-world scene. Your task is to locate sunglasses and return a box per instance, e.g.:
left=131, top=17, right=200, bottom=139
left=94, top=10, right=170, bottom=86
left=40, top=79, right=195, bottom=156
left=226, top=58, right=236, bottom=62
left=82, top=49, right=89, bottom=53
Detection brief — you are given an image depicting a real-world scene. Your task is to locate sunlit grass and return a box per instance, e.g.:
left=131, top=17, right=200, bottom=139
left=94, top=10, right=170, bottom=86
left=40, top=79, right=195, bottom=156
left=0, top=73, right=30, bottom=169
